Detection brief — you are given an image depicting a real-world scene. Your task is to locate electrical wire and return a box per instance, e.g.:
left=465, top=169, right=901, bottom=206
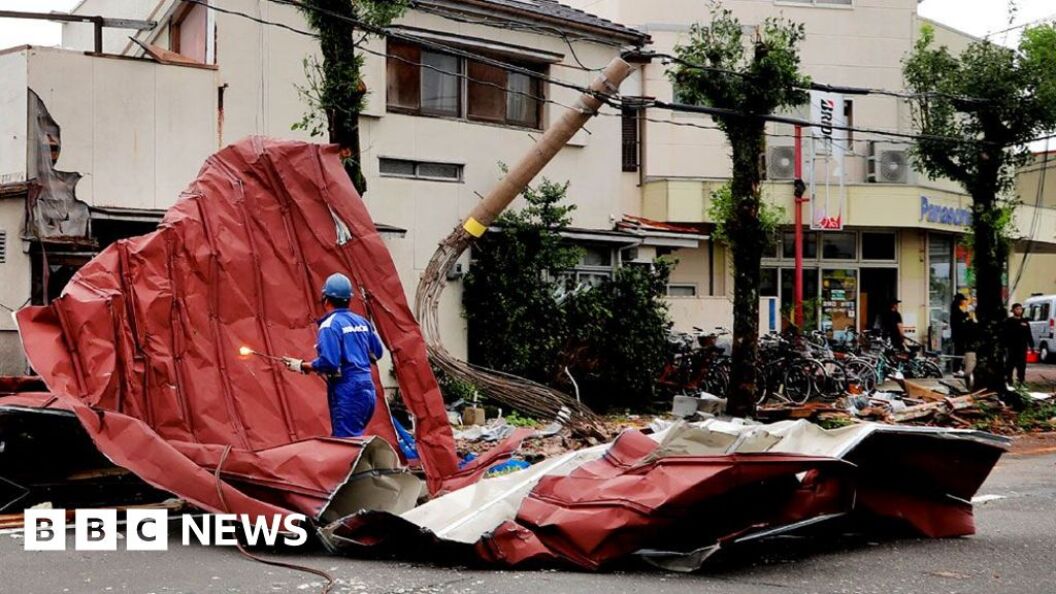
left=187, top=0, right=994, bottom=149
left=1011, top=137, right=1052, bottom=295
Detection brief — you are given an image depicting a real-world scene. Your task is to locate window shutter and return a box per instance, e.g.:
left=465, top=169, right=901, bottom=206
left=387, top=41, right=421, bottom=111
left=622, top=107, right=640, bottom=172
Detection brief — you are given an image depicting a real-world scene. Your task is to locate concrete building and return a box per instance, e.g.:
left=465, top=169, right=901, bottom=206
left=568, top=0, right=1056, bottom=352
left=0, top=0, right=675, bottom=377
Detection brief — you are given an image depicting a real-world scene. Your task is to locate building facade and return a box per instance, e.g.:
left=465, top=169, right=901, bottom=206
left=569, top=0, right=1056, bottom=352
left=0, top=0, right=660, bottom=377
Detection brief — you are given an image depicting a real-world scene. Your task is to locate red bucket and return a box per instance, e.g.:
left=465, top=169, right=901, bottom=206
left=1027, top=349, right=1040, bottom=364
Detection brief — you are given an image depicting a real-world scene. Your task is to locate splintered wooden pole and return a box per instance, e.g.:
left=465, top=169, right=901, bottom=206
left=415, top=58, right=634, bottom=428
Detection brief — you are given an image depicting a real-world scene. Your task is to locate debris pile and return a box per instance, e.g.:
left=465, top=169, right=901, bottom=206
left=0, top=139, right=1015, bottom=573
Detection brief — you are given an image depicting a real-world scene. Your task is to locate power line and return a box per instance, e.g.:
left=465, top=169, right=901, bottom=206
left=187, top=0, right=1003, bottom=149
left=646, top=51, right=990, bottom=105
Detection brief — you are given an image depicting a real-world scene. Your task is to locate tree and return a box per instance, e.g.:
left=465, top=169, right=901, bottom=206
left=904, top=24, right=1056, bottom=392
left=462, top=178, right=581, bottom=384
left=463, top=177, right=673, bottom=410
left=668, top=10, right=809, bottom=416
left=296, top=0, right=410, bottom=194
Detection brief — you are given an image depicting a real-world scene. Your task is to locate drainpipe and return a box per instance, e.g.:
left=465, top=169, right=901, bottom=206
left=793, top=125, right=807, bottom=328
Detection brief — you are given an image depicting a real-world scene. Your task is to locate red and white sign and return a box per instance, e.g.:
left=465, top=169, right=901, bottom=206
left=809, top=91, right=848, bottom=231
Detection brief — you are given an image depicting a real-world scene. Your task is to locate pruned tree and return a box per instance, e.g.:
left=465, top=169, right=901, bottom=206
left=669, top=9, right=809, bottom=416
left=296, top=0, right=410, bottom=194
left=904, top=23, right=1056, bottom=392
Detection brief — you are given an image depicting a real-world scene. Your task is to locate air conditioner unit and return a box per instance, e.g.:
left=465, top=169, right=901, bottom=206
left=766, top=145, right=797, bottom=180
left=867, top=142, right=911, bottom=184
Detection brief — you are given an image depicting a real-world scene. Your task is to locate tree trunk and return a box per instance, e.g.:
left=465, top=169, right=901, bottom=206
left=970, top=191, right=1008, bottom=393
left=312, top=0, right=368, bottom=195
left=725, top=131, right=767, bottom=417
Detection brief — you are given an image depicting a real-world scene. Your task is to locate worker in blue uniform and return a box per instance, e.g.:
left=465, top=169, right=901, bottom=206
left=282, top=273, right=384, bottom=437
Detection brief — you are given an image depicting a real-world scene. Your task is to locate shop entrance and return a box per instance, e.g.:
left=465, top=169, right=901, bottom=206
left=859, top=268, right=898, bottom=332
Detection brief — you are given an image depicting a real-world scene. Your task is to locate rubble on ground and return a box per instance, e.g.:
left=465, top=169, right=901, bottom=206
left=0, top=138, right=1023, bottom=573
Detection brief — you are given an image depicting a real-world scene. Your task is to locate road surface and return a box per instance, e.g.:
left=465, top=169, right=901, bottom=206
left=1, top=446, right=1054, bottom=594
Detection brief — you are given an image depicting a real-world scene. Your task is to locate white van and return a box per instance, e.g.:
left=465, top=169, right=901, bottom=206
left=1024, top=294, right=1056, bottom=361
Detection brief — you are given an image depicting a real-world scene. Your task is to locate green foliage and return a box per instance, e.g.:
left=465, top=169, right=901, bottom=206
left=563, top=260, right=673, bottom=410
left=667, top=8, right=809, bottom=415
left=463, top=177, right=673, bottom=410
left=904, top=24, right=1056, bottom=198
left=1016, top=402, right=1056, bottom=432
left=707, top=183, right=784, bottom=247
left=296, top=0, right=410, bottom=192
left=904, top=22, right=1056, bottom=392
left=463, top=177, right=581, bottom=384
left=433, top=365, right=478, bottom=403
left=504, top=411, right=541, bottom=428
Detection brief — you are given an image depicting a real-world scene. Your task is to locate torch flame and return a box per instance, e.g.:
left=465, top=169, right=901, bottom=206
left=239, top=346, right=253, bottom=357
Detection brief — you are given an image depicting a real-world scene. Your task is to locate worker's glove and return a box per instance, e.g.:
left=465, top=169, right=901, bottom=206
left=282, top=357, right=305, bottom=374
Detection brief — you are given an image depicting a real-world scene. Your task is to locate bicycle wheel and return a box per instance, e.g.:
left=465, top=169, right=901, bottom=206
left=914, top=359, right=944, bottom=379
left=819, top=358, right=848, bottom=401
left=784, top=359, right=822, bottom=405
left=844, top=358, right=877, bottom=393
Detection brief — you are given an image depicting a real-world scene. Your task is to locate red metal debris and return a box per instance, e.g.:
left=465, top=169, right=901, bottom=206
left=0, top=138, right=1011, bottom=572
left=6, top=138, right=510, bottom=520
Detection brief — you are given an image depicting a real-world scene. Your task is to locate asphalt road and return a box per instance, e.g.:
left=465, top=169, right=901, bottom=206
left=2, top=449, right=1054, bottom=594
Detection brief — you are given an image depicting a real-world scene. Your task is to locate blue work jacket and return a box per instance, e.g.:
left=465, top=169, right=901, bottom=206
left=311, top=308, right=384, bottom=379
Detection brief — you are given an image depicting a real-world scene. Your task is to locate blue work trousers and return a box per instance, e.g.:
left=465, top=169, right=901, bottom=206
left=327, top=374, right=376, bottom=438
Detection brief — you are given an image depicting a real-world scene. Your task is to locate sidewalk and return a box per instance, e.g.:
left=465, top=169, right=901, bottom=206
left=1026, top=363, right=1056, bottom=387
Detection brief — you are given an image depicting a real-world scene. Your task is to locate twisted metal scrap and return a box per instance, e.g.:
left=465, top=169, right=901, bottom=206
left=414, top=228, right=604, bottom=434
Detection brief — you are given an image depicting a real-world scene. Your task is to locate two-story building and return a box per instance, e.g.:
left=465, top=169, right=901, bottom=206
left=569, top=0, right=1056, bottom=351
left=0, top=0, right=666, bottom=376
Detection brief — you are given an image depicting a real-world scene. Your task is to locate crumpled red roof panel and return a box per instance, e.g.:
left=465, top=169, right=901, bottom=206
left=10, top=138, right=502, bottom=516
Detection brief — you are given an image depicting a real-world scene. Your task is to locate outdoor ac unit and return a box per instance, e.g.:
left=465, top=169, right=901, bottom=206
left=867, top=142, right=911, bottom=184
left=766, top=145, right=797, bottom=180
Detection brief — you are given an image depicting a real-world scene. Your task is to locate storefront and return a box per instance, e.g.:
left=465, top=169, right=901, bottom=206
left=760, top=228, right=901, bottom=338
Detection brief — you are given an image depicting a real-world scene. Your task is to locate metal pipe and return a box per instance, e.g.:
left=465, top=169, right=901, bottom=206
left=793, top=125, right=805, bottom=328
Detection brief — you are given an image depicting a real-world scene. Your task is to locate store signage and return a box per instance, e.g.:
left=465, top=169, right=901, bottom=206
left=920, top=196, right=972, bottom=227
left=809, top=91, right=848, bottom=231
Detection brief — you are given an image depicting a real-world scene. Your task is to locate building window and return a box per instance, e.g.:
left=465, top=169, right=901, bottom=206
left=558, top=245, right=618, bottom=289
left=782, top=231, right=818, bottom=260
left=861, top=231, right=896, bottom=261
left=379, top=158, right=463, bottom=182
left=171, top=1, right=210, bottom=63
left=821, top=231, right=856, bottom=260
left=761, top=267, right=779, bottom=297
left=667, top=284, right=697, bottom=297
left=387, top=40, right=544, bottom=129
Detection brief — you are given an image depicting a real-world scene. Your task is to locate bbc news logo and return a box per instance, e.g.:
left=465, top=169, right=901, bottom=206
left=23, top=509, right=309, bottom=551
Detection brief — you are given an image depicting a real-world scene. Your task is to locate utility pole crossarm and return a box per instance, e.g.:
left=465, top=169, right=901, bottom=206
left=0, top=10, right=157, bottom=54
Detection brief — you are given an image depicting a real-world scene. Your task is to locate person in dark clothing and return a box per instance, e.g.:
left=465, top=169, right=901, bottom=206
left=950, top=294, right=976, bottom=374
left=1003, top=303, right=1034, bottom=386
left=880, top=300, right=905, bottom=350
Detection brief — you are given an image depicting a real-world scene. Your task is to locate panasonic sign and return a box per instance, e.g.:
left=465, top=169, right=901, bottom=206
left=920, top=196, right=972, bottom=227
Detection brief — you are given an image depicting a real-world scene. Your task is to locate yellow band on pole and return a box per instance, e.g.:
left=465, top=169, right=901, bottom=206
left=463, top=217, right=487, bottom=238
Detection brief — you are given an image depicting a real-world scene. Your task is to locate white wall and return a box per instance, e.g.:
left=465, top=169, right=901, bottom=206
left=26, top=47, right=218, bottom=210
left=0, top=49, right=27, bottom=184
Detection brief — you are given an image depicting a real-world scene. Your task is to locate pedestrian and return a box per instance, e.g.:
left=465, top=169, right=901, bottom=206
left=282, top=273, right=384, bottom=437
left=880, top=299, right=906, bottom=350
left=1002, top=303, right=1034, bottom=387
left=950, top=294, right=977, bottom=376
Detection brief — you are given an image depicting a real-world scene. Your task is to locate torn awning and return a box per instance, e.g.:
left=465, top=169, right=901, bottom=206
left=7, top=137, right=509, bottom=519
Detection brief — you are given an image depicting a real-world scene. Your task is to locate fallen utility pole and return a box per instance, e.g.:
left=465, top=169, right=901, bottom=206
left=415, top=57, right=633, bottom=431
left=0, top=11, right=156, bottom=54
